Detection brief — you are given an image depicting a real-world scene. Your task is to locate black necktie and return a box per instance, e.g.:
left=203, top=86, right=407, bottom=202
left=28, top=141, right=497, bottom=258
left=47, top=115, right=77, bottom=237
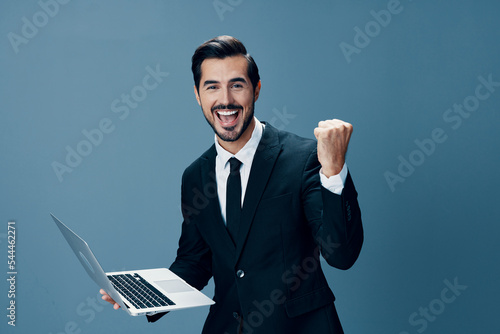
left=226, top=157, right=242, bottom=244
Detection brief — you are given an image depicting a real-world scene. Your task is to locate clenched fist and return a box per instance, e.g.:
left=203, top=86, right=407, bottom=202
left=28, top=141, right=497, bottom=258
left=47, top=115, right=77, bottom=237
left=314, top=119, right=353, bottom=177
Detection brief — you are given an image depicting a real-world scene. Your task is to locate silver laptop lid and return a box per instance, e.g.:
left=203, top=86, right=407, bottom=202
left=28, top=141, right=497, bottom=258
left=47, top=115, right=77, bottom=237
left=50, top=213, right=128, bottom=311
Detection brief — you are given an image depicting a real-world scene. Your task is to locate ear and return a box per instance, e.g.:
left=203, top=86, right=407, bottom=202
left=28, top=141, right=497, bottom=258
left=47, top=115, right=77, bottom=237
left=194, top=85, right=201, bottom=106
left=254, top=81, right=261, bottom=102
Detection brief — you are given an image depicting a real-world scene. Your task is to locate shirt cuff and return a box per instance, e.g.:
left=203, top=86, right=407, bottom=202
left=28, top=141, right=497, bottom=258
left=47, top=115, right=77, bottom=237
left=319, top=163, right=347, bottom=195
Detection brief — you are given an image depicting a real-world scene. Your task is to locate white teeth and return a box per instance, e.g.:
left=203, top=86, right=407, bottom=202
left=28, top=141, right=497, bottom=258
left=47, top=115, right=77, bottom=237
left=217, top=110, right=238, bottom=116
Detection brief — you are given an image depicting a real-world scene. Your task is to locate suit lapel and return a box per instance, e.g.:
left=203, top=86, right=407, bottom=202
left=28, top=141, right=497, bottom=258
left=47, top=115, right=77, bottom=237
left=200, top=146, right=236, bottom=252
left=235, top=124, right=282, bottom=262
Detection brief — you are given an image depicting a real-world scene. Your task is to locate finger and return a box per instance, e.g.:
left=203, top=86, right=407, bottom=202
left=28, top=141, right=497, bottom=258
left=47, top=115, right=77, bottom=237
left=101, top=292, right=115, bottom=303
left=102, top=295, right=114, bottom=303
left=342, top=121, right=353, bottom=133
left=318, top=119, right=342, bottom=128
left=317, top=120, right=330, bottom=128
left=313, top=127, right=322, bottom=139
left=102, top=295, right=121, bottom=309
left=314, top=127, right=330, bottom=141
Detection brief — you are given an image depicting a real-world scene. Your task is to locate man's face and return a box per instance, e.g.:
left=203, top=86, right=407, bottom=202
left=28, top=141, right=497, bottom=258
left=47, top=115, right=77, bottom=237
left=195, top=55, right=260, bottom=144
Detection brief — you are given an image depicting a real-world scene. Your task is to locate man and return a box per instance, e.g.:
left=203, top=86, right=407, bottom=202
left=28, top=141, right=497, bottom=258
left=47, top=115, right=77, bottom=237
left=102, top=35, right=363, bottom=333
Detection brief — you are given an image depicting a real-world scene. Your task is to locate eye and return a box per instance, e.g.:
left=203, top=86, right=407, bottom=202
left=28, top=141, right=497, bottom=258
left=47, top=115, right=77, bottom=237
left=232, top=83, right=243, bottom=88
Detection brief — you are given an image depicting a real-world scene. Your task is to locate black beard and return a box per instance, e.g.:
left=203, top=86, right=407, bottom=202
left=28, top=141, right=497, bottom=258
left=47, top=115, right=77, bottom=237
left=203, top=101, right=255, bottom=142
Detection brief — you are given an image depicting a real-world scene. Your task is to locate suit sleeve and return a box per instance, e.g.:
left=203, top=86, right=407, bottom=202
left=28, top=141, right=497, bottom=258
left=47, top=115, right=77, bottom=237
left=301, top=148, right=363, bottom=270
left=170, top=170, right=213, bottom=288
left=146, top=171, right=213, bottom=323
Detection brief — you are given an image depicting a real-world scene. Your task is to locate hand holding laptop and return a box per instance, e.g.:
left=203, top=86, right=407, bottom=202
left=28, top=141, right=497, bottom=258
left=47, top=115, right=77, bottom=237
left=100, top=289, right=120, bottom=310
left=51, top=213, right=214, bottom=317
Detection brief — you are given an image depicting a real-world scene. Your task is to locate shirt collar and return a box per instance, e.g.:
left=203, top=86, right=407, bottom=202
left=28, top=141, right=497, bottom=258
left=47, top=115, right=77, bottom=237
left=215, top=117, right=263, bottom=169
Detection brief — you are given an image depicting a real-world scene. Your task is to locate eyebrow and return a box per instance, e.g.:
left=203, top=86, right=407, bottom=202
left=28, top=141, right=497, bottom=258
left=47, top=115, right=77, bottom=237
left=229, top=77, right=247, bottom=84
left=202, top=77, right=248, bottom=87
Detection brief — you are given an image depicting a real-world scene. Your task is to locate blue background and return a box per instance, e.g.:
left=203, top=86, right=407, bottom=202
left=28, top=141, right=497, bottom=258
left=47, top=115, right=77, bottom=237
left=1, top=0, right=499, bottom=333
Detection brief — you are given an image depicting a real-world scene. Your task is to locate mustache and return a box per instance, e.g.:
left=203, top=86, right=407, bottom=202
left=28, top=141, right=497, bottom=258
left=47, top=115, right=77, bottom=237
left=211, top=104, right=243, bottom=112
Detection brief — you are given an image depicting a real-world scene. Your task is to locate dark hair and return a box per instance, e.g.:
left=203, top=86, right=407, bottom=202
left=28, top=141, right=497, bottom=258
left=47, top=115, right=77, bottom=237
left=192, top=35, right=260, bottom=92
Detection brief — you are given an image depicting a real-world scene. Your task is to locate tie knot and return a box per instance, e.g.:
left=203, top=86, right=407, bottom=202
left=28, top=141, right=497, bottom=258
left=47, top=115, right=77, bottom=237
left=228, top=157, right=242, bottom=173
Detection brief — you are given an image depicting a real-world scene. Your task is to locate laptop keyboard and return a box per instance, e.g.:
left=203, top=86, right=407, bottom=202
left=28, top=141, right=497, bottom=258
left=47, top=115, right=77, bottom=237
left=107, top=273, right=175, bottom=309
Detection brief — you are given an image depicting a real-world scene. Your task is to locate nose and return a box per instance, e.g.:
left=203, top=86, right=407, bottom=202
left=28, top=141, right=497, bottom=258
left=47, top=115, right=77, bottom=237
left=219, top=86, right=235, bottom=107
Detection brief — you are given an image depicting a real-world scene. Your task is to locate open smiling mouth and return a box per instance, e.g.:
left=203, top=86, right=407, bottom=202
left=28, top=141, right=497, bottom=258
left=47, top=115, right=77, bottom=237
left=215, top=109, right=241, bottom=127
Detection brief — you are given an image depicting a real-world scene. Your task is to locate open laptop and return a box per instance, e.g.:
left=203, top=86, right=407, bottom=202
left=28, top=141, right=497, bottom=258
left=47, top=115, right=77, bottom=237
left=50, top=213, right=214, bottom=316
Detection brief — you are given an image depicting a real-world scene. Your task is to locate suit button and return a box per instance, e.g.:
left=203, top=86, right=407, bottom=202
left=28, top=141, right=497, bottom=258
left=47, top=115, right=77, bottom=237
left=233, top=312, right=240, bottom=319
left=236, top=269, right=245, bottom=278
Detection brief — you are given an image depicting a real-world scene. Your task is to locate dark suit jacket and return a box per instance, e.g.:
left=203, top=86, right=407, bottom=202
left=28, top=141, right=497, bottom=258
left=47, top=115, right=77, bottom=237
left=151, top=123, right=363, bottom=333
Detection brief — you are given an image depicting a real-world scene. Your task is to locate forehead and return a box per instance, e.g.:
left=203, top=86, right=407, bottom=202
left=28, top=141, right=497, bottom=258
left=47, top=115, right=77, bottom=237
left=200, top=55, right=249, bottom=80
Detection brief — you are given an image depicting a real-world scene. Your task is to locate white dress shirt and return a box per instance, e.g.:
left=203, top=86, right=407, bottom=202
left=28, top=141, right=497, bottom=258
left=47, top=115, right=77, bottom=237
left=215, top=117, right=347, bottom=224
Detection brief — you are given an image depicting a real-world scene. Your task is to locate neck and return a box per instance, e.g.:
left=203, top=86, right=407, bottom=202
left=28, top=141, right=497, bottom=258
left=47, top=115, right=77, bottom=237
left=217, top=118, right=256, bottom=155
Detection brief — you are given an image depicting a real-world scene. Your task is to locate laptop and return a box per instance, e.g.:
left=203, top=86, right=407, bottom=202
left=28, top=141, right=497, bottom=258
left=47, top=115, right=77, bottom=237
left=50, top=213, right=214, bottom=316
